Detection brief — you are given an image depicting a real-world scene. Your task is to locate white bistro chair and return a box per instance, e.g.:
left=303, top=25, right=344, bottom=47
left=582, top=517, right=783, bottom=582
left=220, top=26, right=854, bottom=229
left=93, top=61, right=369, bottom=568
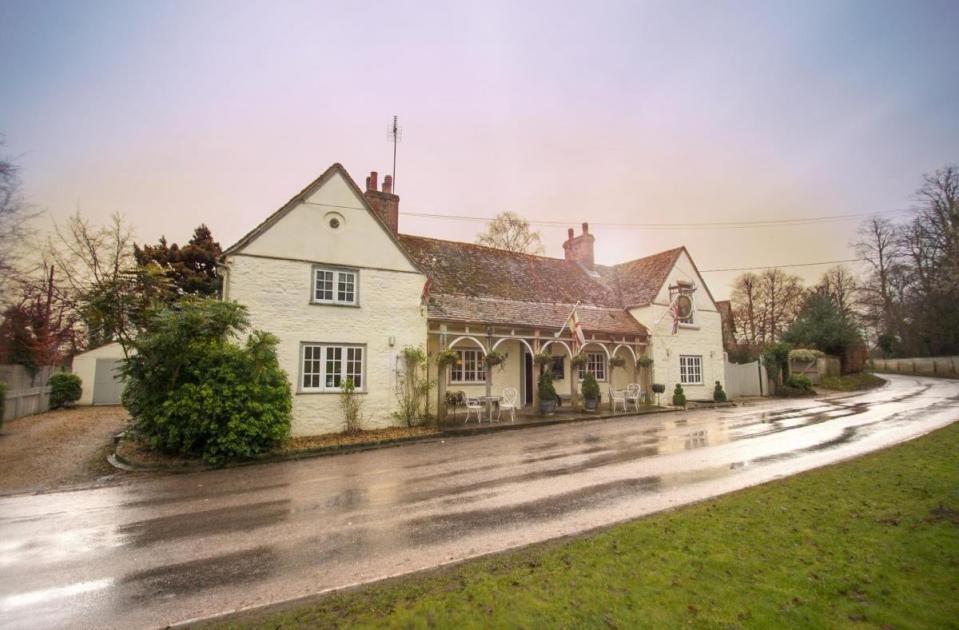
left=498, top=387, right=518, bottom=423
left=625, top=383, right=642, bottom=411
left=609, top=387, right=628, bottom=413
left=464, top=396, right=485, bottom=424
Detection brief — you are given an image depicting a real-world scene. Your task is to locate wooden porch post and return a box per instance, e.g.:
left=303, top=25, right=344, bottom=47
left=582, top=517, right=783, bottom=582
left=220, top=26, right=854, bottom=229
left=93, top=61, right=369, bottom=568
left=532, top=331, right=540, bottom=410
left=484, top=328, right=493, bottom=401
left=437, top=324, right=447, bottom=423
left=570, top=348, right=578, bottom=411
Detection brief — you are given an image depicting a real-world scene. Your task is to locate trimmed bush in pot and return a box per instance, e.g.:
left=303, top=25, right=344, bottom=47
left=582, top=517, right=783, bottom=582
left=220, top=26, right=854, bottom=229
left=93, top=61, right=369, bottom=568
left=713, top=381, right=727, bottom=402
left=672, top=383, right=686, bottom=407
left=581, top=372, right=600, bottom=412
left=537, top=371, right=558, bottom=414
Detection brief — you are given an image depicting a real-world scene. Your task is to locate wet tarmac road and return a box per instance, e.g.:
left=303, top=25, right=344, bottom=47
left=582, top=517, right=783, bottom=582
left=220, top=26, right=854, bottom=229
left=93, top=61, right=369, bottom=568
left=2, top=374, right=958, bottom=629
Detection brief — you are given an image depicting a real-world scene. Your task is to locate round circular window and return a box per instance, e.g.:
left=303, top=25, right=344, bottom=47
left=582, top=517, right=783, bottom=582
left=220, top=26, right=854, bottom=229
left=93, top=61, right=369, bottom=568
left=329, top=217, right=340, bottom=229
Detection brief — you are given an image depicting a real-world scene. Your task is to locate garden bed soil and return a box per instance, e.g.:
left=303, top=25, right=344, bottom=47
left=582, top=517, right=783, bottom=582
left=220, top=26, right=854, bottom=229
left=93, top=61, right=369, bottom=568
left=0, top=405, right=131, bottom=495
left=115, top=425, right=444, bottom=471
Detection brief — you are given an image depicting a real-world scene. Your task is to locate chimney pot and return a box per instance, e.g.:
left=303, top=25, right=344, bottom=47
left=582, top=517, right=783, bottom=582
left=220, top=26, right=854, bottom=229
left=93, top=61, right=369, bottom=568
left=582, top=222, right=589, bottom=234
left=562, top=221, right=596, bottom=269
left=368, top=171, right=378, bottom=192
left=567, top=228, right=574, bottom=239
left=383, top=174, right=393, bottom=194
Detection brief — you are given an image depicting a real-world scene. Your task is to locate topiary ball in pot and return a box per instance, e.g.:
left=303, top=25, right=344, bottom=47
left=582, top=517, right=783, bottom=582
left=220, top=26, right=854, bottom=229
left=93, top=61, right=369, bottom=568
left=672, top=383, right=686, bottom=407
left=49, top=372, right=82, bottom=409
left=713, top=380, right=727, bottom=402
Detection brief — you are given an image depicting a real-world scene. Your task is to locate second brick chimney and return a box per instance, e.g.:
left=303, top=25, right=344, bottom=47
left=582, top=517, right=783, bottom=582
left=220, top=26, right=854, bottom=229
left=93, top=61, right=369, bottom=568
left=563, top=222, right=595, bottom=269
left=363, top=170, right=399, bottom=233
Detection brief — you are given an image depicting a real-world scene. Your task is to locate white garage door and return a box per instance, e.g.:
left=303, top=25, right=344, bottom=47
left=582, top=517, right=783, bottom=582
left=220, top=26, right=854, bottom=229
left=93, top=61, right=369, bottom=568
left=93, top=359, right=125, bottom=405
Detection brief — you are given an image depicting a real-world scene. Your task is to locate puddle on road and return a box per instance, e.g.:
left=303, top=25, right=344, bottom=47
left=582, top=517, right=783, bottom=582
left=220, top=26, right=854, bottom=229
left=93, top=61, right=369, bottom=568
left=118, top=499, right=292, bottom=547
left=121, top=482, right=291, bottom=510
left=120, top=545, right=278, bottom=604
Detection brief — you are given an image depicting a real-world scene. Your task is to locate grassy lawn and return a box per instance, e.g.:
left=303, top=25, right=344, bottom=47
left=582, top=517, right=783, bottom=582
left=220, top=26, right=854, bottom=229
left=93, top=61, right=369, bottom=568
left=214, top=422, right=959, bottom=629
left=819, top=372, right=888, bottom=392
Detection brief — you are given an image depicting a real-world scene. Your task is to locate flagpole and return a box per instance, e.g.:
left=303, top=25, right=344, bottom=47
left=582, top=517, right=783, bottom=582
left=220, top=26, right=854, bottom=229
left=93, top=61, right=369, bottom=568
left=556, top=301, right=581, bottom=338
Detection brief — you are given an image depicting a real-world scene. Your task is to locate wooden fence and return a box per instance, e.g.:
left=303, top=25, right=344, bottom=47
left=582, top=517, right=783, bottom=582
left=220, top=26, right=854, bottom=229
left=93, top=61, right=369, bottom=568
left=867, top=356, right=959, bottom=378
left=724, top=360, right=768, bottom=397
left=1, top=365, right=56, bottom=422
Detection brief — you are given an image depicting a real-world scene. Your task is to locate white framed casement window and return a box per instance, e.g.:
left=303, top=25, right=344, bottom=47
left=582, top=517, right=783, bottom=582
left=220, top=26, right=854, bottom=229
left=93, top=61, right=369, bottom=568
left=578, top=351, right=608, bottom=382
left=450, top=349, right=486, bottom=384
left=301, top=343, right=365, bottom=392
left=312, top=266, right=358, bottom=305
left=679, top=355, right=703, bottom=385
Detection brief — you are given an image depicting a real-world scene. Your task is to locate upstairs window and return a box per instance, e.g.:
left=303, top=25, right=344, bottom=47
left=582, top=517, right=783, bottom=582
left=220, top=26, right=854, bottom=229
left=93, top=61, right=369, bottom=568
left=313, top=267, right=358, bottom=305
left=578, top=351, right=607, bottom=382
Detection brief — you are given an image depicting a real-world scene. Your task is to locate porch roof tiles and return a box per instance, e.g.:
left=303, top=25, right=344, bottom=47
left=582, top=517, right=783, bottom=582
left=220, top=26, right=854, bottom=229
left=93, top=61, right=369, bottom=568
left=397, top=234, right=680, bottom=337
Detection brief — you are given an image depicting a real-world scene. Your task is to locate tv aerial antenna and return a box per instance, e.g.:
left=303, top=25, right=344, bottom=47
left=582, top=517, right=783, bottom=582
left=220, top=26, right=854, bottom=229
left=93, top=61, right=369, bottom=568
left=386, top=115, right=402, bottom=192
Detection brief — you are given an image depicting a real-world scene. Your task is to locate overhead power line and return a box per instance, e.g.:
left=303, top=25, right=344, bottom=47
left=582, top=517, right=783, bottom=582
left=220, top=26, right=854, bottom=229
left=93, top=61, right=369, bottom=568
left=699, top=258, right=865, bottom=273
left=305, top=200, right=909, bottom=231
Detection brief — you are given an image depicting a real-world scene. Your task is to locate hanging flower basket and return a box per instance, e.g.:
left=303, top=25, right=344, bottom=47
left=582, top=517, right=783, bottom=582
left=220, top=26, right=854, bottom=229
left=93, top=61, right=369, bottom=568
left=570, top=353, right=587, bottom=368
left=636, top=356, right=654, bottom=368
left=533, top=352, right=554, bottom=367
left=609, top=356, right=626, bottom=369
left=485, top=351, right=506, bottom=367
left=435, top=349, right=459, bottom=367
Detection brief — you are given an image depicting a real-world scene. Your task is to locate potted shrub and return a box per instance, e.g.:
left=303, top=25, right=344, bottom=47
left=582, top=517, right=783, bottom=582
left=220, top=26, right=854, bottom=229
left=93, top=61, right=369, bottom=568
left=651, top=383, right=665, bottom=394
left=713, top=381, right=727, bottom=402
left=537, top=371, right=558, bottom=415
left=581, top=372, right=600, bottom=412
left=672, top=383, right=686, bottom=407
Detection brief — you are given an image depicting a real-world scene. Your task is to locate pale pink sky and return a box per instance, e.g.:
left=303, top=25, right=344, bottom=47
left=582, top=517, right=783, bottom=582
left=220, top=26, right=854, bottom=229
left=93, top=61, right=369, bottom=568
left=2, top=1, right=957, bottom=298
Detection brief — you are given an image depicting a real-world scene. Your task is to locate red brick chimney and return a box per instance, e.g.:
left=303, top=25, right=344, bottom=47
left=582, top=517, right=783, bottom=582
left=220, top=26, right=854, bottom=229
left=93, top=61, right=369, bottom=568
left=363, top=170, right=399, bottom=233
left=563, top=222, right=595, bottom=269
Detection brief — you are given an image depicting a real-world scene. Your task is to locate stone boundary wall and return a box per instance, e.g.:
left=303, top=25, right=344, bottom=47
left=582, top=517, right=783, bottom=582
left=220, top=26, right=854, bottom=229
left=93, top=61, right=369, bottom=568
left=867, top=356, right=959, bottom=378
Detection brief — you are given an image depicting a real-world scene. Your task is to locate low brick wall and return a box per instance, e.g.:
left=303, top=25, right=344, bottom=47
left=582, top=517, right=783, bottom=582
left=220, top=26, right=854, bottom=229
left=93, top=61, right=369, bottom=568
left=867, top=356, right=959, bottom=378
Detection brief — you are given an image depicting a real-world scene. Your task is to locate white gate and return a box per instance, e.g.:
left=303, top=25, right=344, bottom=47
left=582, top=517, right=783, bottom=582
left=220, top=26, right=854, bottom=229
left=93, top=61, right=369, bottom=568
left=724, top=360, right=768, bottom=398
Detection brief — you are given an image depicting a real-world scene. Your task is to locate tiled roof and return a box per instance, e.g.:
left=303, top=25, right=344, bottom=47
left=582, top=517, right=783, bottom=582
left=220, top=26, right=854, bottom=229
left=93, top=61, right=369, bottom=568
left=398, top=234, right=690, bottom=337
left=611, top=247, right=684, bottom=307
left=428, top=295, right=646, bottom=336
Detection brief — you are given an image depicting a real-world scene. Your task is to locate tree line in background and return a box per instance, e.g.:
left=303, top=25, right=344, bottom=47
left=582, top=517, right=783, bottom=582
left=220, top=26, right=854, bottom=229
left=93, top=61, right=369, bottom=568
left=0, top=146, right=223, bottom=371
left=727, top=164, right=959, bottom=363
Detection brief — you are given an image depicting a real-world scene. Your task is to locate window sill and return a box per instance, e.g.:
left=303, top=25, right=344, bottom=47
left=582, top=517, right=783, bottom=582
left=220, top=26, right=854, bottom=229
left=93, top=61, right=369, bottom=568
left=297, top=390, right=368, bottom=395
left=309, top=301, right=360, bottom=308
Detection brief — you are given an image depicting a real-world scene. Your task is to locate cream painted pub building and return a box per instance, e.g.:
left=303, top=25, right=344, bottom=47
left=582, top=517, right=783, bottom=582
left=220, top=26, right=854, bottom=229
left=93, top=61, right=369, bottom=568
left=221, top=164, right=725, bottom=436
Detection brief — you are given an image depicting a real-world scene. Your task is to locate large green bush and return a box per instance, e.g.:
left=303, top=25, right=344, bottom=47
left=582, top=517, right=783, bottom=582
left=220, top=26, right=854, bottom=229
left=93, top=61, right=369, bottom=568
left=49, top=372, right=82, bottom=409
left=122, top=299, right=292, bottom=465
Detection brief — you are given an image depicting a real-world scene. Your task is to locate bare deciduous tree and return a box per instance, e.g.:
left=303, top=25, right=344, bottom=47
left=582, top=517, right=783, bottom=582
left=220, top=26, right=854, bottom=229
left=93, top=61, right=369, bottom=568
left=476, top=211, right=545, bottom=254
left=730, top=268, right=805, bottom=347
left=0, top=144, right=39, bottom=296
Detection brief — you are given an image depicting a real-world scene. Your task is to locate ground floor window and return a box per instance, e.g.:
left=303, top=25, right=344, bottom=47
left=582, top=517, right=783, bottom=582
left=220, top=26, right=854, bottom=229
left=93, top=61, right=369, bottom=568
left=578, top=351, right=607, bottom=382
left=451, top=348, right=486, bottom=383
left=679, top=355, right=703, bottom=385
left=551, top=356, right=565, bottom=380
left=302, top=343, right=364, bottom=391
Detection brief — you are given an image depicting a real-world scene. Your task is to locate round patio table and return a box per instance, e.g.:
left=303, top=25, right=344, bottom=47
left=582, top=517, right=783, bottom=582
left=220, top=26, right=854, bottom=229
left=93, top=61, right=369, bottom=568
left=477, top=395, right=501, bottom=423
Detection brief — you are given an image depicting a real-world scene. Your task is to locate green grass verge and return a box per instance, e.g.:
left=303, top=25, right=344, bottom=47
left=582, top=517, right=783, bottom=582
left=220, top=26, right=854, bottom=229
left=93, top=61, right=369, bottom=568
left=213, top=422, right=959, bottom=629
left=819, top=373, right=887, bottom=392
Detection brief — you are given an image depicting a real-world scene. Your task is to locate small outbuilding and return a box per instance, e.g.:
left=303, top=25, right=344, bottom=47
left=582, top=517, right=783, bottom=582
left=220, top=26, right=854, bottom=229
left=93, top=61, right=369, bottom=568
left=71, top=342, right=128, bottom=405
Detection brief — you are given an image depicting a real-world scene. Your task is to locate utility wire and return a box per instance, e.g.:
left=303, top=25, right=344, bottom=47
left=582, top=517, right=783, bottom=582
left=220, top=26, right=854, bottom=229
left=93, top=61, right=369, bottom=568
left=699, top=258, right=865, bottom=273
left=302, top=200, right=908, bottom=231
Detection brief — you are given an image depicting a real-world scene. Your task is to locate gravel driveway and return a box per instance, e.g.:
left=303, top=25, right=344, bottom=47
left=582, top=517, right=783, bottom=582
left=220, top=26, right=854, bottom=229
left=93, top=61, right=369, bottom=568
left=0, top=406, right=130, bottom=495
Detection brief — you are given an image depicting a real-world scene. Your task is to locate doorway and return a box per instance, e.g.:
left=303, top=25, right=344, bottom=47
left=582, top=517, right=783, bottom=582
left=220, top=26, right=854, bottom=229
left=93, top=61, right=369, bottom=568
left=523, top=351, right=533, bottom=406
